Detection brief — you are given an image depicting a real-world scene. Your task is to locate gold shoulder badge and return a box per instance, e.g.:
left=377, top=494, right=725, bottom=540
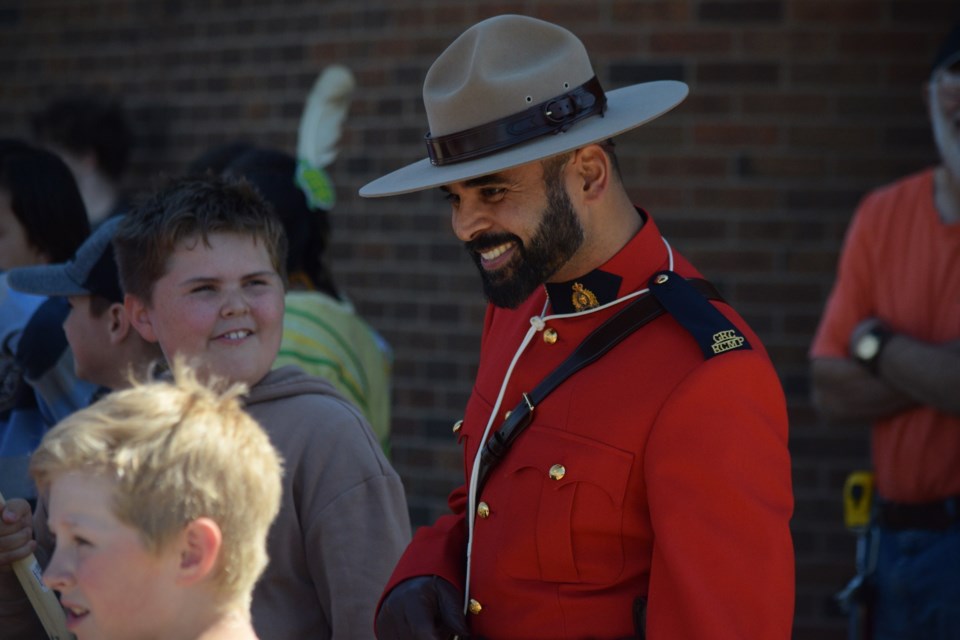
left=571, top=282, right=599, bottom=311
left=711, top=329, right=746, bottom=354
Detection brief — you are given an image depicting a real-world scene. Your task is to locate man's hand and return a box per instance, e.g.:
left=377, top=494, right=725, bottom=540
left=376, top=575, right=470, bottom=640
left=0, top=498, right=35, bottom=570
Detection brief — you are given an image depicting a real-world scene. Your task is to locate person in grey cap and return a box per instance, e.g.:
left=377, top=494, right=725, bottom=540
left=810, top=23, right=960, bottom=639
left=364, top=14, right=794, bottom=640
left=7, top=216, right=162, bottom=391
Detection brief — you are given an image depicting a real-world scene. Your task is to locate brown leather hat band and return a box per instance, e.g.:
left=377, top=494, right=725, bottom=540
left=425, top=76, right=607, bottom=167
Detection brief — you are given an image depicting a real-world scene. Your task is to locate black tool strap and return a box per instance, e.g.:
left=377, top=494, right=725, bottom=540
left=474, top=277, right=723, bottom=498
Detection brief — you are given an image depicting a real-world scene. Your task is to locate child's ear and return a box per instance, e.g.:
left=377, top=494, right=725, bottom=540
left=176, top=517, right=222, bottom=587
left=106, top=303, right=128, bottom=345
left=124, top=294, right=158, bottom=343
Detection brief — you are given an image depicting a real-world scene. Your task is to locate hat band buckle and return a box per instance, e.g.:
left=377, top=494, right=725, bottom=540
left=425, top=76, right=607, bottom=167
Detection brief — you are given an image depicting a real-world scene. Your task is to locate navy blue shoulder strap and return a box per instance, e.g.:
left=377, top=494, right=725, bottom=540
left=648, top=270, right=751, bottom=360
left=475, top=275, right=739, bottom=497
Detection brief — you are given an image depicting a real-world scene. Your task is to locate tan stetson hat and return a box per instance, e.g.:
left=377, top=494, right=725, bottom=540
left=360, top=14, right=688, bottom=198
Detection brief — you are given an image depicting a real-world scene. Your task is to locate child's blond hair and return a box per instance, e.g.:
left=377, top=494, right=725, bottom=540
left=30, top=358, right=283, bottom=607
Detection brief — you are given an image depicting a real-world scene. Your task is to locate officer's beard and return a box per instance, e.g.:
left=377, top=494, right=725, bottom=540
left=466, top=170, right=584, bottom=310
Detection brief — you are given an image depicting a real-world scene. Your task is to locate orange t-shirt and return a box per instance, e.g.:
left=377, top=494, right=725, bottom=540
left=810, top=168, right=960, bottom=502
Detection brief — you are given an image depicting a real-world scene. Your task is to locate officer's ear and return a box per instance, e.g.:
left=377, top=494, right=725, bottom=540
left=572, top=144, right=610, bottom=203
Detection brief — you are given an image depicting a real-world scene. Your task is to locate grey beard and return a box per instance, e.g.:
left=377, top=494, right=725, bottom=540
left=931, top=87, right=960, bottom=181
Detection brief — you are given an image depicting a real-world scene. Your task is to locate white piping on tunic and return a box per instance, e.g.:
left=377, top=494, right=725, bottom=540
left=462, top=237, right=675, bottom=612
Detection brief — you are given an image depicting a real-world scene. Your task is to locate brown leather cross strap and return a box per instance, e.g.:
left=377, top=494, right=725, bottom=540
left=474, top=277, right=723, bottom=498
left=425, top=76, right=607, bottom=166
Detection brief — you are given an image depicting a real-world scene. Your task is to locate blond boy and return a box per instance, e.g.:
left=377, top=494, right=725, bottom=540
left=31, top=358, right=283, bottom=640
left=113, top=174, right=411, bottom=639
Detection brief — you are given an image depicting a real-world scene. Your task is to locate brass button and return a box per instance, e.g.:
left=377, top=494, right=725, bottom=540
left=477, top=501, right=490, bottom=518
left=468, top=598, right=482, bottom=615
left=549, top=464, right=566, bottom=481
left=452, top=419, right=463, bottom=434
left=654, top=273, right=669, bottom=285
left=543, top=328, right=558, bottom=344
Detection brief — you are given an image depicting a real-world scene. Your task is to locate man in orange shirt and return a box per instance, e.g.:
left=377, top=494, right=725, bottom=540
left=363, top=14, right=795, bottom=639
left=810, top=23, right=960, bottom=638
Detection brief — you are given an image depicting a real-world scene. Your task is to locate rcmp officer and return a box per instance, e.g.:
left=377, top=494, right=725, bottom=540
left=362, top=15, right=795, bottom=640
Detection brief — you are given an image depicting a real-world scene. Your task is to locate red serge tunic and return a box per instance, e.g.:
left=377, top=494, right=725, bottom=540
left=381, top=212, right=795, bottom=639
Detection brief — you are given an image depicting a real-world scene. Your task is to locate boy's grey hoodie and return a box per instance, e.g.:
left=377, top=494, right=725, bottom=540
left=244, top=365, right=411, bottom=639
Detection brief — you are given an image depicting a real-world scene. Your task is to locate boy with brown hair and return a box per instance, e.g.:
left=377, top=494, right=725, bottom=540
left=113, top=174, right=410, bottom=639
left=32, top=358, right=283, bottom=640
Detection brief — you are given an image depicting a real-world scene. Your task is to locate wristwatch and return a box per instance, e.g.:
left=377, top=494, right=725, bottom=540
left=852, top=322, right=894, bottom=374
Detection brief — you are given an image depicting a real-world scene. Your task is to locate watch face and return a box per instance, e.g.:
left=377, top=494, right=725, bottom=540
left=856, top=334, right=880, bottom=360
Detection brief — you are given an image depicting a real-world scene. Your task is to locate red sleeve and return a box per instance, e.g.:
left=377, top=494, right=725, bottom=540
left=376, top=304, right=506, bottom=616
left=375, top=485, right=468, bottom=614
left=645, top=350, right=795, bottom=639
left=810, top=194, right=879, bottom=359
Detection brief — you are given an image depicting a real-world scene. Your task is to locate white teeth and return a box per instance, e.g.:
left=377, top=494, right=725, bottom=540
left=68, top=606, right=87, bottom=615
left=223, top=330, right=251, bottom=340
left=480, top=242, right=512, bottom=261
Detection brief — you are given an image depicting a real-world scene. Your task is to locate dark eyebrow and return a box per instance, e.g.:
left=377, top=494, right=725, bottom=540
left=178, top=271, right=278, bottom=287
left=439, top=172, right=509, bottom=194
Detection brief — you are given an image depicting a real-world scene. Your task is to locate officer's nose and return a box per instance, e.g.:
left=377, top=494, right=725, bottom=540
left=452, top=198, right=493, bottom=243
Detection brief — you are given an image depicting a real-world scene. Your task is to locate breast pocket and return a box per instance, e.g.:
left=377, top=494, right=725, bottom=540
left=492, top=425, right=634, bottom=585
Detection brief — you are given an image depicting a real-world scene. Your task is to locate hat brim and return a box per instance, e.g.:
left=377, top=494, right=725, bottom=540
left=7, top=264, right=89, bottom=298
left=360, top=80, right=688, bottom=197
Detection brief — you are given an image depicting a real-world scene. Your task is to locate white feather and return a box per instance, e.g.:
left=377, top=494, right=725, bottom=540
left=297, top=64, right=356, bottom=169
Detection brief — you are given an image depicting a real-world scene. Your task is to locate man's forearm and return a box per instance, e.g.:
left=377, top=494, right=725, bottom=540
left=810, top=357, right=917, bottom=424
left=878, top=336, right=960, bottom=415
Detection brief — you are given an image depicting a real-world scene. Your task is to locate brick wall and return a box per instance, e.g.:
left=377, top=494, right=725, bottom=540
left=1, top=1, right=955, bottom=636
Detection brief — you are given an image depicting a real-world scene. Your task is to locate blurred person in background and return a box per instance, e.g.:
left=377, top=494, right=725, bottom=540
left=0, top=139, right=92, bottom=504
left=0, top=139, right=92, bottom=639
left=810, top=22, right=960, bottom=640
left=31, top=96, right=133, bottom=227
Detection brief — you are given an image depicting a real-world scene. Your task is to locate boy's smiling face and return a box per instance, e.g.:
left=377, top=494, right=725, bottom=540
left=128, top=231, right=285, bottom=387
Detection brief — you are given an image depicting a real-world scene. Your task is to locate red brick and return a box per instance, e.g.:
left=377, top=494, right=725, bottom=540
left=650, top=29, right=735, bottom=54
left=742, top=93, right=830, bottom=117
left=611, top=0, right=692, bottom=23
left=792, top=1, right=883, bottom=23
left=693, top=123, right=780, bottom=146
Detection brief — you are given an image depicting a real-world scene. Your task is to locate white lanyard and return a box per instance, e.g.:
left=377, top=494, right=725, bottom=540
left=462, top=238, right=674, bottom=611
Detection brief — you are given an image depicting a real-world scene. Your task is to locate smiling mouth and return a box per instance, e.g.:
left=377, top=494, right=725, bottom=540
left=218, top=329, right=253, bottom=341
left=63, top=603, right=89, bottom=628
left=478, top=241, right=517, bottom=270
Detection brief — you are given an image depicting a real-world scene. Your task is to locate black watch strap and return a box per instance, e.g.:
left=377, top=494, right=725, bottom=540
left=854, top=323, right=894, bottom=374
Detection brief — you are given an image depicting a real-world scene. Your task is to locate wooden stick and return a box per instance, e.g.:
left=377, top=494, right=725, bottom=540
left=0, top=490, right=72, bottom=639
